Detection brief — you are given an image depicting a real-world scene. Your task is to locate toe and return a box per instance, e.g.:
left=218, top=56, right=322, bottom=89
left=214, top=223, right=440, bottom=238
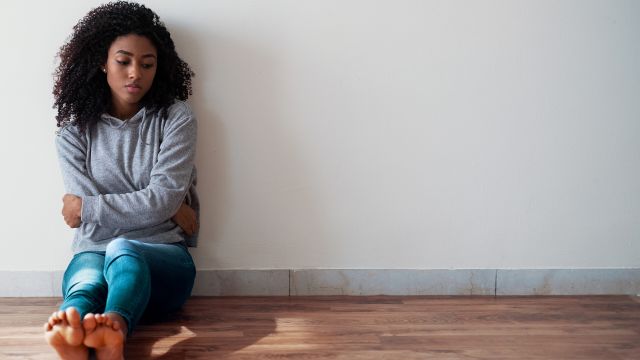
left=83, top=313, right=97, bottom=332
left=66, top=307, right=82, bottom=329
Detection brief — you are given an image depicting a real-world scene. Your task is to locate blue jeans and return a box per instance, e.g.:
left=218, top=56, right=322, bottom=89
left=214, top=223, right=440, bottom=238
left=60, top=238, right=196, bottom=334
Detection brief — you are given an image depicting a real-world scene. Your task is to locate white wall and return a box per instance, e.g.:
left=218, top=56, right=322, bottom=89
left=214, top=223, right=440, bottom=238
left=1, top=0, right=638, bottom=271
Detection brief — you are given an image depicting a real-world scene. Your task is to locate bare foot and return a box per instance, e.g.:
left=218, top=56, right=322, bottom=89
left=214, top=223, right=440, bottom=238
left=83, top=313, right=127, bottom=360
left=44, top=307, right=88, bottom=360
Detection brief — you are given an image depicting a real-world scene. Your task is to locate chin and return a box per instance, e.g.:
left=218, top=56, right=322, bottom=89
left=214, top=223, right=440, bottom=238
left=122, top=94, right=145, bottom=104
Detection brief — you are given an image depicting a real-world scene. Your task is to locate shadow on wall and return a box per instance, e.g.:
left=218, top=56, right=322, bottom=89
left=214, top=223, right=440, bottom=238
left=168, top=23, right=334, bottom=269
left=168, top=24, right=231, bottom=265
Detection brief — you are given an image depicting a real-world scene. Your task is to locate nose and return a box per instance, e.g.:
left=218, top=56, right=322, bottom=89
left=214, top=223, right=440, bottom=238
left=128, top=65, right=142, bottom=80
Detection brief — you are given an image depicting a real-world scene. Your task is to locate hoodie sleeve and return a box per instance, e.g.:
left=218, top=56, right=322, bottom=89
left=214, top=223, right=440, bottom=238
left=55, top=126, right=102, bottom=197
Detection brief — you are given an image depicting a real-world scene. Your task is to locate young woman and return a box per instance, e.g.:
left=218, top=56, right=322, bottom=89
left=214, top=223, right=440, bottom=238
left=44, top=2, right=199, bottom=359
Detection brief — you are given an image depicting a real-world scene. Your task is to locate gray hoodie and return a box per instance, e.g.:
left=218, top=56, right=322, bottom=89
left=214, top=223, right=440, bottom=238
left=55, top=100, right=199, bottom=254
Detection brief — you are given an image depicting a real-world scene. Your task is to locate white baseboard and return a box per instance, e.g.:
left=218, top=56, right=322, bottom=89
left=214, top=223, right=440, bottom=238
left=1, top=269, right=639, bottom=297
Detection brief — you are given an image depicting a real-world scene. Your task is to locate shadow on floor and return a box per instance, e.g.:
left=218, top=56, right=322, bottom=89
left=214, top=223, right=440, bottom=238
left=124, top=297, right=278, bottom=359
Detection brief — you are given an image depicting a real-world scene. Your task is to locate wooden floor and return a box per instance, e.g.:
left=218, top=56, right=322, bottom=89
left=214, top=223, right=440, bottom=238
left=1, top=296, right=639, bottom=359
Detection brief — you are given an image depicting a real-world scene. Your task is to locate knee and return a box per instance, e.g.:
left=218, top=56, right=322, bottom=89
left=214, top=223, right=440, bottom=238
left=105, top=238, right=141, bottom=259
left=104, top=238, right=149, bottom=277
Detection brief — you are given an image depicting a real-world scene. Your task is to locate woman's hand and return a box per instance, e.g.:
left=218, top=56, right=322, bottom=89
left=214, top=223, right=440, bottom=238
left=62, top=194, right=82, bottom=228
left=172, top=201, right=198, bottom=236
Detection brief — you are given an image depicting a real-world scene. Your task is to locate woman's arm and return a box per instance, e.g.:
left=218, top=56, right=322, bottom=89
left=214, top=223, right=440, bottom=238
left=55, top=126, right=102, bottom=198
left=56, top=107, right=197, bottom=230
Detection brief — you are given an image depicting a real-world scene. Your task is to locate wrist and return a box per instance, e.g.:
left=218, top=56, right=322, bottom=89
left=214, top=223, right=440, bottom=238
left=76, top=196, right=83, bottom=219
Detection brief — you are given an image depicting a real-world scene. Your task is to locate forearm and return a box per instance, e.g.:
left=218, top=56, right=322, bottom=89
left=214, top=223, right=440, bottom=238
left=80, top=181, right=191, bottom=229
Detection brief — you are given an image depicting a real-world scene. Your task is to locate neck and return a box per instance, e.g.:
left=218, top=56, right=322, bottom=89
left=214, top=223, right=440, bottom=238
left=110, top=100, right=140, bottom=120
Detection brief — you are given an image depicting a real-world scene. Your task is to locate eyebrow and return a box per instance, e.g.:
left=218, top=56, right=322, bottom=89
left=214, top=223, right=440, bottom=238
left=115, top=50, right=157, bottom=59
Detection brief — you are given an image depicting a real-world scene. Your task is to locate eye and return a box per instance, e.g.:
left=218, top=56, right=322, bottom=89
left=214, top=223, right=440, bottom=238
left=116, top=60, right=129, bottom=65
left=142, top=63, right=155, bottom=69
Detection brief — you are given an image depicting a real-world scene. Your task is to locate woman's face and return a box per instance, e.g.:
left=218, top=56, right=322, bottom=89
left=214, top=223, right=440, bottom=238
left=103, top=34, right=157, bottom=117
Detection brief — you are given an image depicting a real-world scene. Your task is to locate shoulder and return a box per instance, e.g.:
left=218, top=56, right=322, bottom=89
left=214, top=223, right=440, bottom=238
left=55, top=123, right=86, bottom=145
left=55, top=123, right=91, bottom=155
left=158, top=100, right=197, bottom=137
left=166, top=100, right=195, bottom=123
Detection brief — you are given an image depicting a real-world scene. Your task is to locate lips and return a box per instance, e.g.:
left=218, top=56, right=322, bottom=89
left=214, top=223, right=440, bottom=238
left=125, top=84, right=142, bottom=94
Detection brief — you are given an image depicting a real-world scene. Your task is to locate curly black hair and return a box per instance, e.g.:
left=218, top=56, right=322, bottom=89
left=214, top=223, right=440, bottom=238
left=53, top=1, right=194, bottom=131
